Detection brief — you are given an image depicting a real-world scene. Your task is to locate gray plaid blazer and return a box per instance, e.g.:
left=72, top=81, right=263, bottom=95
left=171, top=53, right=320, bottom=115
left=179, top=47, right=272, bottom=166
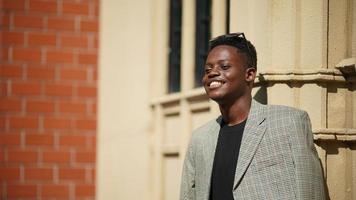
left=180, top=100, right=325, bottom=200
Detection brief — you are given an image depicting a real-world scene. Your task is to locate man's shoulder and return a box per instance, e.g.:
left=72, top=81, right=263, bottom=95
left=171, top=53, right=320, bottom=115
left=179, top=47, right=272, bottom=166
left=192, top=118, right=218, bottom=133
left=264, top=103, right=309, bottom=123
left=266, top=104, right=307, bottom=116
left=191, top=118, right=219, bottom=139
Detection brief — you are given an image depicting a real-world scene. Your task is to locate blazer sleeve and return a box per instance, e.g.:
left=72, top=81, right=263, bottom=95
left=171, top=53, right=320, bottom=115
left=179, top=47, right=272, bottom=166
left=290, top=111, right=326, bottom=200
left=180, top=139, right=196, bottom=200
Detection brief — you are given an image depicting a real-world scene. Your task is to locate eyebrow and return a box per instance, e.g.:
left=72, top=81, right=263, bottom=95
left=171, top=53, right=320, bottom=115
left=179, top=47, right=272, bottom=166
left=205, top=59, right=230, bottom=65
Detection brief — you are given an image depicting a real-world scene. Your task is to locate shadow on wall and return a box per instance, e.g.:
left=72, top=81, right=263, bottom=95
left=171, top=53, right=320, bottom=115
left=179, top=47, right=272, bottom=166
left=319, top=157, right=331, bottom=200
left=253, top=85, right=267, bottom=105
left=253, top=75, right=267, bottom=104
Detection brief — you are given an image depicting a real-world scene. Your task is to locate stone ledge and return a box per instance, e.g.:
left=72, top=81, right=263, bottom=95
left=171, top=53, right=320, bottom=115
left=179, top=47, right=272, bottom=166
left=256, top=69, right=345, bottom=83
left=314, top=128, right=356, bottom=141
left=150, top=68, right=351, bottom=106
left=150, top=87, right=206, bottom=105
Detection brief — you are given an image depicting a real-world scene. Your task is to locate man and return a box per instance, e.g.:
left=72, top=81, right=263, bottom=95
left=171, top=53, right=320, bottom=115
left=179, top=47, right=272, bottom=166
left=180, top=33, right=325, bottom=200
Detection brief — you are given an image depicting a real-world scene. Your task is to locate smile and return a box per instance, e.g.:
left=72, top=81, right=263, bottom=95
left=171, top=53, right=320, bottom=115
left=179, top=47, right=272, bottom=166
left=208, top=81, right=224, bottom=89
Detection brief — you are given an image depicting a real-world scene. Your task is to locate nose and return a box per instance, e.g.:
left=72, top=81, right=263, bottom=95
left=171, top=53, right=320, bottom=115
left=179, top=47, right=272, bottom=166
left=207, top=66, right=220, bottom=78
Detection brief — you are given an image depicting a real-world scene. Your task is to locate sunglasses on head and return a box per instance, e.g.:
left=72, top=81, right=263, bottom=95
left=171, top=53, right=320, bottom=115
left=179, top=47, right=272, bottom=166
left=209, top=32, right=254, bottom=68
left=209, top=32, right=247, bottom=42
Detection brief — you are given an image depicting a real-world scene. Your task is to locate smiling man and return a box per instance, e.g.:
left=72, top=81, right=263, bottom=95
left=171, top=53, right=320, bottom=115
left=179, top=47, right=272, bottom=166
left=180, top=33, right=325, bottom=200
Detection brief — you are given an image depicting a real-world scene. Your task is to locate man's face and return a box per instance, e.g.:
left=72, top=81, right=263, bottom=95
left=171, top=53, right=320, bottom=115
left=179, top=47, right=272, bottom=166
left=202, top=45, right=254, bottom=104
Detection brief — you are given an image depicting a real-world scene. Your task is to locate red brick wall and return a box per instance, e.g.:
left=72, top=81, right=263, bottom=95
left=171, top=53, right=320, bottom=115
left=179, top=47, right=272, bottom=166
left=0, top=0, right=98, bottom=199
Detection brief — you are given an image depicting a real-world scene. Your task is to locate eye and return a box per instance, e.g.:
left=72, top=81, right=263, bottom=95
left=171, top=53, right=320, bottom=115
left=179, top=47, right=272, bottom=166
left=221, top=64, right=230, bottom=70
left=204, top=66, right=212, bottom=74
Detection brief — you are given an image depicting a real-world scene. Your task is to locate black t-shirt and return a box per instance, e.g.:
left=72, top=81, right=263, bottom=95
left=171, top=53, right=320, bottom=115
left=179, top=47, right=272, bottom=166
left=209, top=119, right=247, bottom=200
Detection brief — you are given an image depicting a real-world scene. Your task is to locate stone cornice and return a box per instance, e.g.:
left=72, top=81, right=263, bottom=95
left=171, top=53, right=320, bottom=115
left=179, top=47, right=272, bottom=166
left=313, top=128, right=356, bottom=141
left=256, top=69, right=346, bottom=84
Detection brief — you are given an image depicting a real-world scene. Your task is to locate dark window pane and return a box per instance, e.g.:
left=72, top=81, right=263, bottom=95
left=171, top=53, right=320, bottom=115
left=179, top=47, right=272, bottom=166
left=168, top=0, right=182, bottom=93
left=195, top=0, right=212, bottom=87
left=226, top=0, right=230, bottom=33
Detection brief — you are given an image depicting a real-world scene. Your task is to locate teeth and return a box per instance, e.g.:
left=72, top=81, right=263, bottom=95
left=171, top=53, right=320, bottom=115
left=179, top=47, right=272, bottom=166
left=210, top=81, right=222, bottom=88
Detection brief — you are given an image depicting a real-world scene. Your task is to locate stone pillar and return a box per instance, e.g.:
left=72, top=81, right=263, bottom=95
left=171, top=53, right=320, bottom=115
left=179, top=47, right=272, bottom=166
left=230, top=0, right=356, bottom=199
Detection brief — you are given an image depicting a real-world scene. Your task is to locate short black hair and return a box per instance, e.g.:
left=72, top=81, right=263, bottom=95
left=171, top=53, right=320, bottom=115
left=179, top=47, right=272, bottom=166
left=209, top=33, right=257, bottom=69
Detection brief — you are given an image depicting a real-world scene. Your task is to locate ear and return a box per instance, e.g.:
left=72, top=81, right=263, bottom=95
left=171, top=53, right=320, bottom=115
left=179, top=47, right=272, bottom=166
left=245, top=67, right=256, bottom=82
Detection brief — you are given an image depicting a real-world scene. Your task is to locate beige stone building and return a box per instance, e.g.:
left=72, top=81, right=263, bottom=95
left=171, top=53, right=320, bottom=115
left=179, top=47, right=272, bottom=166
left=97, top=0, right=356, bottom=199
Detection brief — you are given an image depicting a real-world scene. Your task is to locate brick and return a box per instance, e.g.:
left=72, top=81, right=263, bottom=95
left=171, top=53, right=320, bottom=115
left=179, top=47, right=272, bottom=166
left=0, top=64, right=23, bottom=78
left=1, top=31, right=25, bottom=45
left=14, top=14, right=43, bottom=28
left=0, top=134, right=21, bottom=145
left=91, top=102, right=97, bottom=114
left=88, top=135, right=96, bottom=149
left=3, top=0, right=26, bottom=11
left=7, top=150, right=38, bottom=163
left=77, top=86, right=96, bottom=97
left=0, top=47, right=9, bottom=61
left=75, top=118, right=96, bottom=130
left=27, top=66, right=55, bottom=80
left=0, top=167, right=20, bottom=180
left=11, top=81, right=41, bottom=95
left=45, top=83, right=73, bottom=97
left=44, top=117, right=71, bottom=129
left=59, top=135, right=86, bottom=146
left=7, top=184, right=37, bottom=197
left=13, top=48, right=41, bottom=62
left=59, top=168, right=85, bottom=180
left=75, top=184, right=95, bottom=197
left=94, top=35, right=99, bottom=49
left=78, top=53, right=97, bottom=64
left=42, top=151, right=70, bottom=163
left=93, top=68, right=98, bottom=81
left=90, top=168, right=95, bottom=181
left=0, top=116, right=6, bottom=129
left=62, top=2, right=89, bottom=15
left=9, top=116, right=38, bottom=129
left=80, top=19, right=98, bottom=32
left=27, top=100, right=54, bottom=113
left=46, top=50, right=73, bottom=63
left=45, top=84, right=73, bottom=96
left=59, top=101, right=86, bottom=113
left=94, top=3, right=99, bottom=16
left=29, top=0, right=57, bottom=13
left=41, top=185, right=69, bottom=198
left=0, top=98, right=22, bottom=112
left=60, top=35, right=88, bottom=48
left=60, top=68, right=87, bottom=81
left=0, top=13, right=11, bottom=27
left=0, top=150, right=4, bottom=162
left=0, top=82, right=7, bottom=97
left=28, top=32, right=57, bottom=46
left=75, top=151, right=95, bottom=163
left=26, top=133, right=54, bottom=145
left=25, top=167, right=53, bottom=180
left=47, top=17, right=75, bottom=31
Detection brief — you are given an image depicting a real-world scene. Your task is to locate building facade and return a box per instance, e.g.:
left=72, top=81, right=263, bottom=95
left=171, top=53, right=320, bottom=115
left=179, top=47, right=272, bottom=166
left=98, top=0, right=356, bottom=200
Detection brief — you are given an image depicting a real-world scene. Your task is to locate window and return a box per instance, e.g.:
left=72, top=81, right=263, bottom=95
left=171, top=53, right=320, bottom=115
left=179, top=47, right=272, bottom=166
left=168, top=0, right=183, bottom=93
left=194, top=0, right=212, bottom=87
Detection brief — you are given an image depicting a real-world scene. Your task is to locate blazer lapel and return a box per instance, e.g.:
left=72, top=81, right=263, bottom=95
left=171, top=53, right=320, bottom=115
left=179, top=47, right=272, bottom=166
left=233, top=100, right=267, bottom=189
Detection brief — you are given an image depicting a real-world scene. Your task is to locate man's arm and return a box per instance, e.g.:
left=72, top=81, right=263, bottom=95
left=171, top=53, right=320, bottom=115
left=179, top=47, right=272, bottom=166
left=180, top=139, right=196, bottom=200
left=290, top=111, right=326, bottom=200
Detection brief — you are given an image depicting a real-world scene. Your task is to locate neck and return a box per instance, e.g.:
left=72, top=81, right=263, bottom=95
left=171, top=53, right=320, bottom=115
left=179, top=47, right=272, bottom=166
left=218, top=95, right=252, bottom=126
